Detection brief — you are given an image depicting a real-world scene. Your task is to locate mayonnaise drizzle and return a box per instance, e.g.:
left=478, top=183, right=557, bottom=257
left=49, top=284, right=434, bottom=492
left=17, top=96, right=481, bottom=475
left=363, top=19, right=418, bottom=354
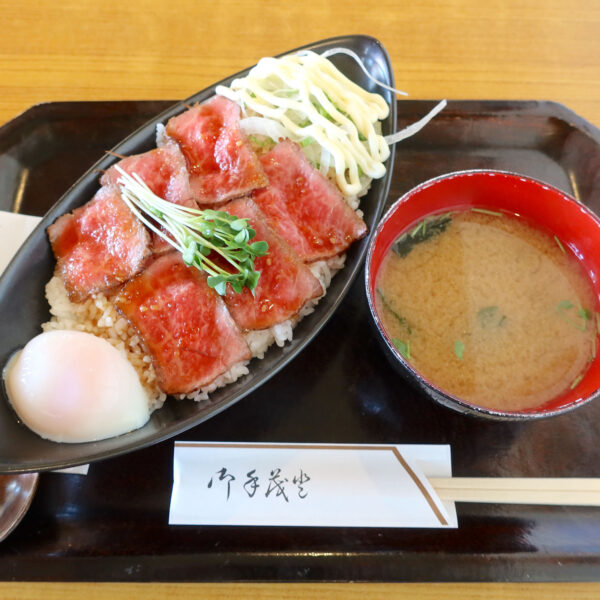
left=216, top=50, right=391, bottom=196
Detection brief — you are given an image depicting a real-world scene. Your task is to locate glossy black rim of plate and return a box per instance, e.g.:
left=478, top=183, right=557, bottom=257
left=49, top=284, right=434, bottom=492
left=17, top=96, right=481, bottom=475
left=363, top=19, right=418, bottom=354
left=0, top=35, right=397, bottom=473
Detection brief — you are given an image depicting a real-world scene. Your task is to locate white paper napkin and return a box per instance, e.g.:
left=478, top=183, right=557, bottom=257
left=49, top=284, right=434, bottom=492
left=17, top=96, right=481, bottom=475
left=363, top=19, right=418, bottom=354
left=0, top=210, right=40, bottom=273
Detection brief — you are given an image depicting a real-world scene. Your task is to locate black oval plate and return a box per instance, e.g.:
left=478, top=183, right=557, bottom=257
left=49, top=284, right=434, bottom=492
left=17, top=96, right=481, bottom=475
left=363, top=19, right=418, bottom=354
left=0, top=35, right=396, bottom=473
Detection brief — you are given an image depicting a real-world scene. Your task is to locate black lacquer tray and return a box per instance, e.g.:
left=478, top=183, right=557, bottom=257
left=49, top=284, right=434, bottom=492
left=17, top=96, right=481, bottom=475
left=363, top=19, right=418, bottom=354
left=1, top=99, right=600, bottom=582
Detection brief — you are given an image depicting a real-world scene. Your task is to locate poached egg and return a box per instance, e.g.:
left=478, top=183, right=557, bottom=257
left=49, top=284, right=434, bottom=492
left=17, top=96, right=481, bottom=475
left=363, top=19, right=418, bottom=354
left=3, top=330, right=150, bottom=443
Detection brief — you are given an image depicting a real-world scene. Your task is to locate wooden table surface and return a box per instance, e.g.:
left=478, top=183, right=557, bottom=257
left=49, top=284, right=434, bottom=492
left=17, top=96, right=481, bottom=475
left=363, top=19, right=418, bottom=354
left=1, top=0, right=599, bottom=597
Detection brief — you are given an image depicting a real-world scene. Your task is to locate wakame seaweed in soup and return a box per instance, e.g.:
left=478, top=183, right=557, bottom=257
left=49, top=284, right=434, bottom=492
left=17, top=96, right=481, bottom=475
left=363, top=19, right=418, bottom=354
left=375, top=208, right=598, bottom=412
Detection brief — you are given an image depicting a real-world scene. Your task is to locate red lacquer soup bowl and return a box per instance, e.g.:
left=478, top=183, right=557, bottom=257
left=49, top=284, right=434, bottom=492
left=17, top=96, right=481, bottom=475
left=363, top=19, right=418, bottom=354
left=365, top=170, right=600, bottom=420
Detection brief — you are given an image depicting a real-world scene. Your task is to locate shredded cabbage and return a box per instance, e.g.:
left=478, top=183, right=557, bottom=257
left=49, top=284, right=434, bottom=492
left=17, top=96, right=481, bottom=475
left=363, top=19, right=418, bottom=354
left=217, top=51, right=389, bottom=196
left=239, top=116, right=289, bottom=142
left=216, top=48, right=446, bottom=197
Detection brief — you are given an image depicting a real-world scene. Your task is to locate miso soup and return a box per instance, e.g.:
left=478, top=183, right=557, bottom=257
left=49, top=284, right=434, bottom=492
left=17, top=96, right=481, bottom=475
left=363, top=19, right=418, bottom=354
left=375, top=208, right=598, bottom=412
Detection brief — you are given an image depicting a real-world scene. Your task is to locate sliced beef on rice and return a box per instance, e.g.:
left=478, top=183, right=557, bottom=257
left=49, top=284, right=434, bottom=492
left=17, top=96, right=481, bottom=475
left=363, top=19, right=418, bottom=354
left=113, top=252, right=251, bottom=395
left=164, top=96, right=268, bottom=204
left=101, top=139, right=197, bottom=255
left=252, top=140, right=368, bottom=262
left=101, top=139, right=196, bottom=208
left=220, top=198, right=323, bottom=330
left=47, top=185, right=152, bottom=303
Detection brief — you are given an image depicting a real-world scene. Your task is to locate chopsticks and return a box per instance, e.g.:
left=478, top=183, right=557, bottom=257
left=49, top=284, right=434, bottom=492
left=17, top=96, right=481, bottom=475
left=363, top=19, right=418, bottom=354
left=429, top=477, right=600, bottom=506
